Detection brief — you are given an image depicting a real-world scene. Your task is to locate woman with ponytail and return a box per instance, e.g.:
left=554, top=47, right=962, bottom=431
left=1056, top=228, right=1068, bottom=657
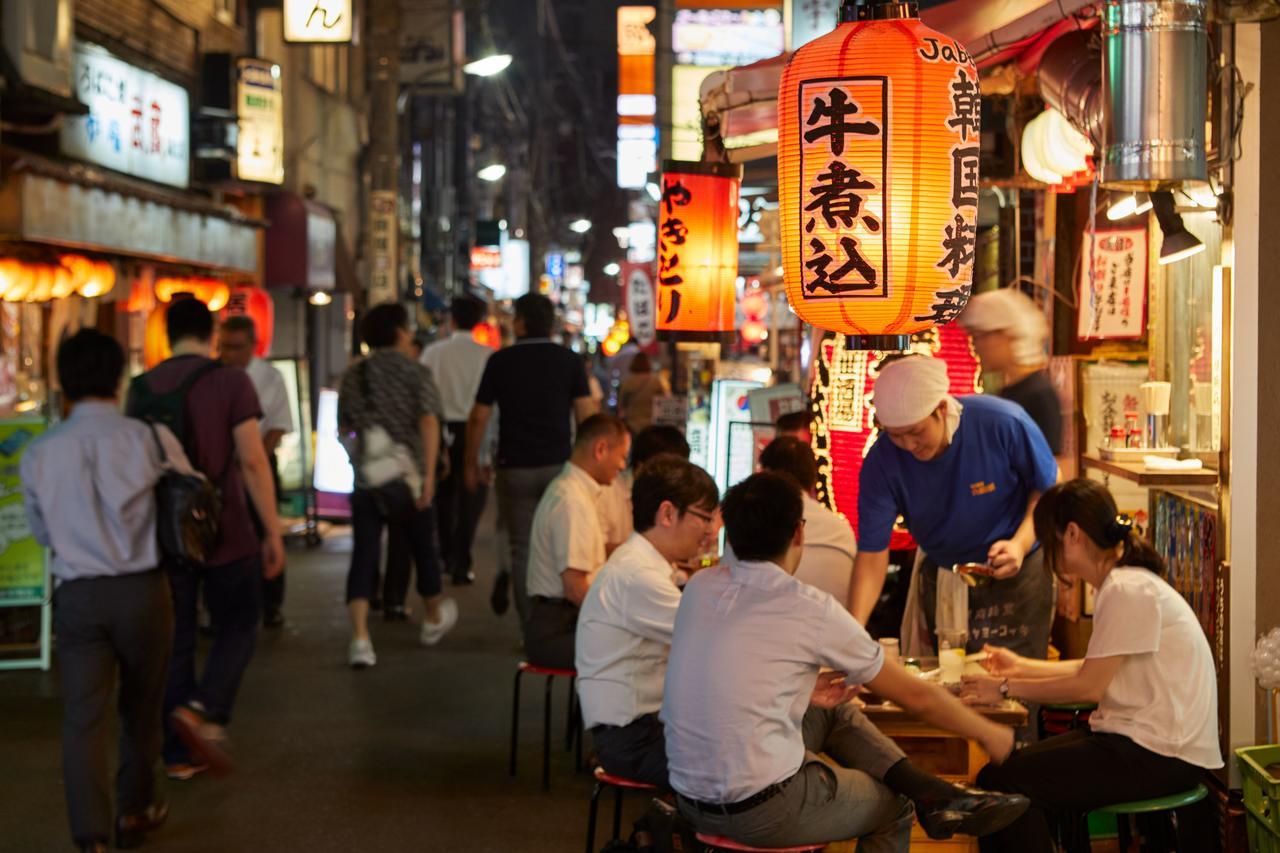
left=960, top=478, right=1221, bottom=852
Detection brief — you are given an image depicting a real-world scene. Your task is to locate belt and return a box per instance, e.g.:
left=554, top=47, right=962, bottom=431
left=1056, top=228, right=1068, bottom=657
left=532, top=595, right=570, bottom=605
left=679, top=773, right=795, bottom=816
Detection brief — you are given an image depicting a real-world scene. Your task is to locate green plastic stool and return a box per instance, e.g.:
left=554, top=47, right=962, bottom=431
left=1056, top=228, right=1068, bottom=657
left=1093, top=783, right=1208, bottom=852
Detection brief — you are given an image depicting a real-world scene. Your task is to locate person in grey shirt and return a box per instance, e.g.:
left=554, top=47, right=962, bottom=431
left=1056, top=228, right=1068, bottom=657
left=21, top=329, right=194, bottom=853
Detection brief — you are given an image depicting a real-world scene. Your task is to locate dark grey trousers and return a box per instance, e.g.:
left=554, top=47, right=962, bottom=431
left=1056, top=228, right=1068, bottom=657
left=494, top=464, right=562, bottom=627
left=524, top=597, right=579, bottom=670
left=54, top=569, right=173, bottom=845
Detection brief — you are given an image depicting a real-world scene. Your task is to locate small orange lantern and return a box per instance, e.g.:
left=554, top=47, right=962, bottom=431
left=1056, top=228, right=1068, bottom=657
left=143, top=305, right=171, bottom=369
left=656, top=160, right=742, bottom=342
left=779, top=0, right=980, bottom=348
left=223, top=285, right=275, bottom=358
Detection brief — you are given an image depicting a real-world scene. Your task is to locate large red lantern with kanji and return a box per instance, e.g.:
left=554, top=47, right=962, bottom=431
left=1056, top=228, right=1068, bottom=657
left=811, top=322, right=979, bottom=548
left=656, top=160, right=742, bottom=341
left=223, top=285, right=275, bottom=358
left=779, top=0, right=980, bottom=348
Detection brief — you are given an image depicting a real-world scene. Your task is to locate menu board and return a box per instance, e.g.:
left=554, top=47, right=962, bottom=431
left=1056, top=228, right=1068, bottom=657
left=0, top=419, right=46, bottom=605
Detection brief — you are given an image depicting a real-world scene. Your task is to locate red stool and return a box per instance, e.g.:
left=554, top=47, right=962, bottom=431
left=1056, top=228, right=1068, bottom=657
left=585, top=766, right=660, bottom=853
left=509, top=661, right=581, bottom=790
left=694, top=833, right=826, bottom=852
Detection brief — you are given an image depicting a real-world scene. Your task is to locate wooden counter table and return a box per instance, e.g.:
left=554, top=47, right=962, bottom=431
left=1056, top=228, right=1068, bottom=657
left=827, top=697, right=1028, bottom=853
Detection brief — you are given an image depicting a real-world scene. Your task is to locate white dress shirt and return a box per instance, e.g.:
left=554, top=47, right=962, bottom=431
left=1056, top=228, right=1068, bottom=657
left=246, top=358, right=294, bottom=436
left=794, top=494, right=857, bottom=606
left=526, top=462, right=607, bottom=599
left=576, top=532, right=681, bottom=728
left=660, top=558, right=885, bottom=804
left=421, top=330, right=493, bottom=422
left=598, top=469, right=633, bottom=545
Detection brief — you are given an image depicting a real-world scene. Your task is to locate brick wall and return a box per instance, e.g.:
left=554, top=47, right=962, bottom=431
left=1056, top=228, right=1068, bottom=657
left=75, top=0, right=246, bottom=82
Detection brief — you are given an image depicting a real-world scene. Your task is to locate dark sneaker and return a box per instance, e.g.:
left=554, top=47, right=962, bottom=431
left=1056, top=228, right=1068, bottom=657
left=383, top=606, right=411, bottom=622
left=115, top=801, right=168, bottom=849
left=169, top=705, right=234, bottom=776
left=263, top=609, right=285, bottom=629
left=451, top=571, right=476, bottom=585
left=165, top=762, right=209, bottom=781
left=915, top=788, right=1030, bottom=840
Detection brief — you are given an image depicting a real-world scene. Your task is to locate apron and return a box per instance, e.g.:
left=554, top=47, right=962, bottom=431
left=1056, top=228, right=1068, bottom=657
left=919, top=548, right=1053, bottom=658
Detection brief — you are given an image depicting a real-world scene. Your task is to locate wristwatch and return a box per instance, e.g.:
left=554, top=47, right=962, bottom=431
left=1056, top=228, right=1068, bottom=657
left=999, top=679, right=1011, bottom=699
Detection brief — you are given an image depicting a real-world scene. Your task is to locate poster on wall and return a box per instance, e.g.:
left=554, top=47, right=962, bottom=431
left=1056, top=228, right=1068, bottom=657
left=0, top=419, right=46, bottom=605
left=1077, top=228, right=1148, bottom=341
left=709, top=378, right=763, bottom=494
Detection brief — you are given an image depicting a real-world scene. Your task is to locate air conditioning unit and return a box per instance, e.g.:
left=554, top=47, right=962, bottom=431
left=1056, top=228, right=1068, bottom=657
left=2, top=0, right=75, bottom=98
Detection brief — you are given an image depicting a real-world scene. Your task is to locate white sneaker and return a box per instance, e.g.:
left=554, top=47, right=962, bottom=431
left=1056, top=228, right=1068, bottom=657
left=348, top=637, right=377, bottom=668
left=419, top=598, right=459, bottom=646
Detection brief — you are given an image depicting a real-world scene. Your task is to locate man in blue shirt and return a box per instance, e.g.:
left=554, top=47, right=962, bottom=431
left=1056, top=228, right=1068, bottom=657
left=849, top=356, right=1058, bottom=658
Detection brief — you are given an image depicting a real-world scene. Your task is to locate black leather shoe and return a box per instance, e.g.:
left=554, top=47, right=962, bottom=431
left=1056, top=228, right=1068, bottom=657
left=490, top=571, right=510, bottom=615
left=452, top=571, right=476, bottom=586
left=115, top=801, right=168, bottom=849
left=263, top=610, right=285, bottom=629
left=915, top=788, right=1030, bottom=840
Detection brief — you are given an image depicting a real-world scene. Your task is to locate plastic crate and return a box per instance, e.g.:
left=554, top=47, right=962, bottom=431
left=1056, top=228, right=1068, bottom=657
left=1238, top=745, right=1280, bottom=841
left=1247, top=814, right=1280, bottom=853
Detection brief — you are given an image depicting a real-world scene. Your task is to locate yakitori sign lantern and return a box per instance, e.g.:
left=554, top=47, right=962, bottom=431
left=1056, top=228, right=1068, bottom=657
left=779, top=0, right=980, bottom=349
left=656, top=160, right=743, bottom=342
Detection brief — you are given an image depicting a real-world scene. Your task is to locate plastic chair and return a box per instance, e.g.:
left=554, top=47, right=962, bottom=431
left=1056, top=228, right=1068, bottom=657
left=509, top=661, right=581, bottom=790
left=585, top=766, right=660, bottom=853
left=1091, top=783, right=1209, bottom=852
left=694, top=833, right=826, bottom=852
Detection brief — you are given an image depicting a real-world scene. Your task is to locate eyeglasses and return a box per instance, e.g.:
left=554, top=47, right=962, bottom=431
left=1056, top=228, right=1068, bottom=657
left=685, top=507, right=717, bottom=524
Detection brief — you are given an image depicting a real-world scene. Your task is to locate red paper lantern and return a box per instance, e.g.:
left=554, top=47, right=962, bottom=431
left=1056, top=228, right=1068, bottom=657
left=779, top=1, right=980, bottom=347
left=223, top=285, right=275, bottom=358
left=656, top=160, right=742, bottom=342
left=811, top=322, right=980, bottom=548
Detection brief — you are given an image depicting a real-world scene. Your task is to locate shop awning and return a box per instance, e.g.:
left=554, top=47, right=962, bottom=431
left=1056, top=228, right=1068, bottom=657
left=700, top=0, right=1096, bottom=163
left=0, top=154, right=262, bottom=273
left=264, top=193, right=361, bottom=294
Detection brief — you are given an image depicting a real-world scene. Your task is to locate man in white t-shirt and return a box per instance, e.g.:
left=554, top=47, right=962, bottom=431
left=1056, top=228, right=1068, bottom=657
left=525, top=414, right=630, bottom=669
left=662, top=473, right=1029, bottom=850
left=577, top=455, right=718, bottom=786
left=219, top=316, right=295, bottom=628
left=758, top=436, right=856, bottom=604
left=596, top=425, right=692, bottom=548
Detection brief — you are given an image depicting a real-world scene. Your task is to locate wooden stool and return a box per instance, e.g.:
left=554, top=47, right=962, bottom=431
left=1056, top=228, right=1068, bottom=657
left=509, top=661, right=581, bottom=790
left=1092, top=783, right=1209, bottom=852
left=585, top=767, right=660, bottom=853
left=694, top=833, right=826, bottom=852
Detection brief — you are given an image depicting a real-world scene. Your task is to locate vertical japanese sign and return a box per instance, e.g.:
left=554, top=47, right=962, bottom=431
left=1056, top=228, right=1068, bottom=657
left=656, top=161, right=742, bottom=340
left=236, top=59, right=285, bottom=185
left=1076, top=228, right=1147, bottom=341
left=0, top=419, right=46, bottom=605
left=927, top=61, right=981, bottom=326
left=798, top=77, right=888, bottom=302
left=368, top=191, right=399, bottom=305
left=622, top=262, right=658, bottom=351
left=61, top=43, right=190, bottom=189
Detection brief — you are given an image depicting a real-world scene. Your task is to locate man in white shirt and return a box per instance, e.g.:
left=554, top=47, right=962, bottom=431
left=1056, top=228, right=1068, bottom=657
left=219, top=316, right=295, bottom=628
left=421, top=295, right=493, bottom=584
left=577, top=455, right=718, bottom=786
left=662, top=473, right=1029, bottom=850
left=597, top=424, right=692, bottom=548
left=525, top=414, right=630, bottom=669
left=759, top=436, right=857, bottom=605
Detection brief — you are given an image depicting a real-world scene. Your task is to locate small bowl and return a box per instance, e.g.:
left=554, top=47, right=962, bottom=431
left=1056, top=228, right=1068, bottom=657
left=951, top=562, right=995, bottom=587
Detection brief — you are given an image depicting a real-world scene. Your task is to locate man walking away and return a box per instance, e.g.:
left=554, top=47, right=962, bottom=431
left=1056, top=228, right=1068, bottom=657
left=339, top=303, right=455, bottom=668
left=464, top=293, right=597, bottom=623
left=23, top=330, right=190, bottom=852
left=126, top=298, right=285, bottom=780
left=218, top=315, right=295, bottom=628
left=421, top=294, right=492, bottom=585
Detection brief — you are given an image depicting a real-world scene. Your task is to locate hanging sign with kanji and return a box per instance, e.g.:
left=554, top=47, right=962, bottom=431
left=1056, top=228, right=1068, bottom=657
left=779, top=9, right=980, bottom=337
left=1076, top=227, right=1148, bottom=341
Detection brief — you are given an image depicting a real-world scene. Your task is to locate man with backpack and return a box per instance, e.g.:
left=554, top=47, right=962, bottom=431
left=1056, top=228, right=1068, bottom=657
left=126, top=297, right=285, bottom=780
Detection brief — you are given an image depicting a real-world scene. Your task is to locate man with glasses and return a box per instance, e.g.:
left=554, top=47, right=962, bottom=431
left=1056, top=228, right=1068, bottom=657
left=575, top=455, right=719, bottom=786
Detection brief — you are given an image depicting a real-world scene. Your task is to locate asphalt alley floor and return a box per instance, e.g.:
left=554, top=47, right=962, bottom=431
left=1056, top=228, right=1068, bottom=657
left=0, top=506, right=639, bottom=852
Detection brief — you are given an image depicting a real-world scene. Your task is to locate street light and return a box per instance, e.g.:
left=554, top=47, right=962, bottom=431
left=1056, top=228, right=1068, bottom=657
left=603, top=262, right=621, bottom=276
left=477, top=164, right=507, bottom=182
left=569, top=218, right=592, bottom=234
left=464, top=54, right=513, bottom=77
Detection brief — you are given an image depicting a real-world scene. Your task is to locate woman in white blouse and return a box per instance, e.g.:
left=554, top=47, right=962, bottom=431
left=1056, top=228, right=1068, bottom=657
left=960, top=478, right=1221, bottom=853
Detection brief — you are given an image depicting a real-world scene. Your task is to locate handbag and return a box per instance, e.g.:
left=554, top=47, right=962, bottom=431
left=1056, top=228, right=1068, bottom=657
left=345, top=359, right=422, bottom=498
left=146, top=421, right=221, bottom=566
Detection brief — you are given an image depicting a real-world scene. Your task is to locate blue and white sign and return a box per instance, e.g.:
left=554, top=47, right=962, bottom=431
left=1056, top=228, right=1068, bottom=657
left=61, top=42, right=190, bottom=188
left=545, top=253, right=565, bottom=280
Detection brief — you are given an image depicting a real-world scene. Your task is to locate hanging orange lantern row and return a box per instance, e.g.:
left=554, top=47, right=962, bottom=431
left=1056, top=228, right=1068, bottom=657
left=779, top=0, right=980, bottom=349
left=155, top=277, right=231, bottom=312
left=0, top=255, right=116, bottom=303
left=223, top=285, right=275, bottom=358
left=656, top=160, right=743, bottom=342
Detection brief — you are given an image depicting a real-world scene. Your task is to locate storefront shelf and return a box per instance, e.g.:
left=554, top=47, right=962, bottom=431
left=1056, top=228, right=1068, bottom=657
left=1081, top=455, right=1220, bottom=488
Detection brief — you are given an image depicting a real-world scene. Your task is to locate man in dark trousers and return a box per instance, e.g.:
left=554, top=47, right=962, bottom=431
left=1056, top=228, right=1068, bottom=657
left=126, top=298, right=285, bottom=780
left=464, top=293, right=597, bottom=623
left=23, top=330, right=191, bottom=852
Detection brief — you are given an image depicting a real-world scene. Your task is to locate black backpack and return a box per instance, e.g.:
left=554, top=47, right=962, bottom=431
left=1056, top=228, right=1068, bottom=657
left=127, top=362, right=223, bottom=566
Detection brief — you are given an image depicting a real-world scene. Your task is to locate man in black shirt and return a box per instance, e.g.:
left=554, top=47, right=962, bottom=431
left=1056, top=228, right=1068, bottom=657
left=959, top=289, right=1064, bottom=457
left=465, top=294, right=597, bottom=624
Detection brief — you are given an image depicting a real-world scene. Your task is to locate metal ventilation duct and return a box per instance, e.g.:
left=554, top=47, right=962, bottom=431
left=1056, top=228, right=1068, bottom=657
left=1101, top=0, right=1207, bottom=189
left=1038, top=30, right=1103, bottom=146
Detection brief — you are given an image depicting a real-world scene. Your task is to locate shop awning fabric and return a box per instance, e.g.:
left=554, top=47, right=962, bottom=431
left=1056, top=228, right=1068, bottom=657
left=700, top=0, right=1095, bottom=162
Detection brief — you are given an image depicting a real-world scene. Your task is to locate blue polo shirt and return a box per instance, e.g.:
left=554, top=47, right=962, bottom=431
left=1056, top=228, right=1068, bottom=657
left=857, top=395, right=1058, bottom=566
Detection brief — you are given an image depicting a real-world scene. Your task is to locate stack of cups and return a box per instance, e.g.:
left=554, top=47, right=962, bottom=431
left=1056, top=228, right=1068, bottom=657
left=1140, top=381, right=1172, bottom=449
